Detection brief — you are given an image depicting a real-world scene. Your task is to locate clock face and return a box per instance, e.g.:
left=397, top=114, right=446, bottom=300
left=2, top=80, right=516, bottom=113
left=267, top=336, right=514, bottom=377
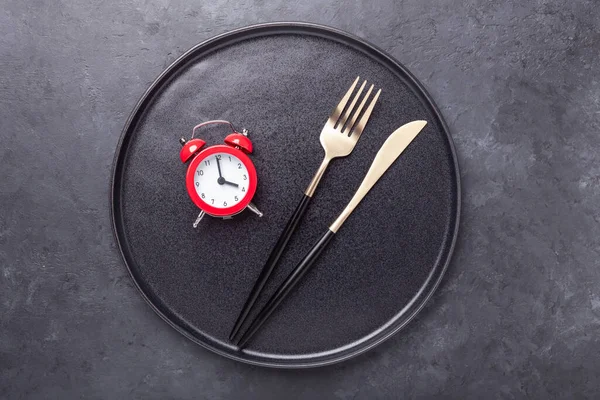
left=193, top=152, right=251, bottom=209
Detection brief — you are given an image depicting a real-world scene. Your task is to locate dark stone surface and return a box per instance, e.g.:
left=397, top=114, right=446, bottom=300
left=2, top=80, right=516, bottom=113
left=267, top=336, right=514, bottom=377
left=1, top=0, right=598, bottom=398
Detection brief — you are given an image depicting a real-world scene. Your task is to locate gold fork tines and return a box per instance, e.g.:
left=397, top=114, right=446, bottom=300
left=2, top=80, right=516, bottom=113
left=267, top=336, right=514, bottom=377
left=305, top=77, right=381, bottom=197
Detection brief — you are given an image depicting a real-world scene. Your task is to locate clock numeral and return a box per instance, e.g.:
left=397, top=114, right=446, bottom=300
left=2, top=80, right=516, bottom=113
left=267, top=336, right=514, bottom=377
left=216, top=155, right=222, bottom=160
left=204, top=160, right=210, bottom=166
left=195, top=182, right=199, bottom=187
left=229, top=156, right=232, bottom=162
left=242, top=187, right=246, bottom=192
left=237, top=163, right=242, bottom=169
left=243, top=174, right=247, bottom=180
left=201, top=193, right=205, bottom=199
left=234, top=196, right=239, bottom=201
left=211, top=199, right=214, bottom=204
left=197, top=170, right=203, bottom=176
left=223, top=201, right=227, bottom=206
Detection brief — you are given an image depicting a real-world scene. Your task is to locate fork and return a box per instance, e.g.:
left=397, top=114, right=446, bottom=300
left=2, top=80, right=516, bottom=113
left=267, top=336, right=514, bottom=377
left=229, top=77, right=381, bottom=341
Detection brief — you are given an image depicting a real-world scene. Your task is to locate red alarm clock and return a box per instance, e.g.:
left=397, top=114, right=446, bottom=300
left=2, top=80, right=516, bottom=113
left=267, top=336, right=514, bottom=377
left=179, top=120, right=263, bottom=227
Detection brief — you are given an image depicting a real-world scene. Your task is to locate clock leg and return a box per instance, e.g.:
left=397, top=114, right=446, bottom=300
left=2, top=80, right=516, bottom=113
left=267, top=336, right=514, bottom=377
left=193, top=210, right=206, bottom=228
left=247, top=202, right=263, bottom=218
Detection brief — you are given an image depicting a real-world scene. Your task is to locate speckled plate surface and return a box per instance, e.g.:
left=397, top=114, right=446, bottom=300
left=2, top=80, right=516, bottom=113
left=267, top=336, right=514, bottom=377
left=111, top=22, right=460, bottom=368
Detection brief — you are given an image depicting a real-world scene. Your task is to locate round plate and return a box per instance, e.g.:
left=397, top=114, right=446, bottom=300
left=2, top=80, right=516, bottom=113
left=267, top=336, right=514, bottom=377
left=111, top=22, right=460, bottom=368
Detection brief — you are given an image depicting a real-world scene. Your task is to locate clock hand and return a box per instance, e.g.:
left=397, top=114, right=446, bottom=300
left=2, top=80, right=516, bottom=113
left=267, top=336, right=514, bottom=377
left=215, top=156, right=238, bottom=187
left=215, top=156, right=223, bottom=178
left=223, top=180, right=239, bottom=188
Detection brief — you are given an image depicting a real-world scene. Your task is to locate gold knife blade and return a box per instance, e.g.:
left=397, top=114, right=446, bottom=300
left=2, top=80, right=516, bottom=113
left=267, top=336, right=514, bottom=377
left=329, top=120, right=427, bottom=233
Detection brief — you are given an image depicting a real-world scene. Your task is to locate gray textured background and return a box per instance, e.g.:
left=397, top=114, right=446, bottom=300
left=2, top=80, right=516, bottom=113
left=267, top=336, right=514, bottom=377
left=1, top=0, right=599, bottom=398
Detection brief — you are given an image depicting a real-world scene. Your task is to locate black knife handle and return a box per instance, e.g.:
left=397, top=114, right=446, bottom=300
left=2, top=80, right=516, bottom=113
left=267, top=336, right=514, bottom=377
left=229, top=193, right=312, bottom=341
left=237, top=229, right=336, bottom=348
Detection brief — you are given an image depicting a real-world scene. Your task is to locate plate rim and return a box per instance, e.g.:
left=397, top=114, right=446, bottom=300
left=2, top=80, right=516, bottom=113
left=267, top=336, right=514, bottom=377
left=110, top=21, right=461, bottom=368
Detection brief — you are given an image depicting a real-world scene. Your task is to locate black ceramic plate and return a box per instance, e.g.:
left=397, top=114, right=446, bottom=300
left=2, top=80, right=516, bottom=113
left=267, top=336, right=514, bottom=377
left=111, top=22, right=460, bottom=368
